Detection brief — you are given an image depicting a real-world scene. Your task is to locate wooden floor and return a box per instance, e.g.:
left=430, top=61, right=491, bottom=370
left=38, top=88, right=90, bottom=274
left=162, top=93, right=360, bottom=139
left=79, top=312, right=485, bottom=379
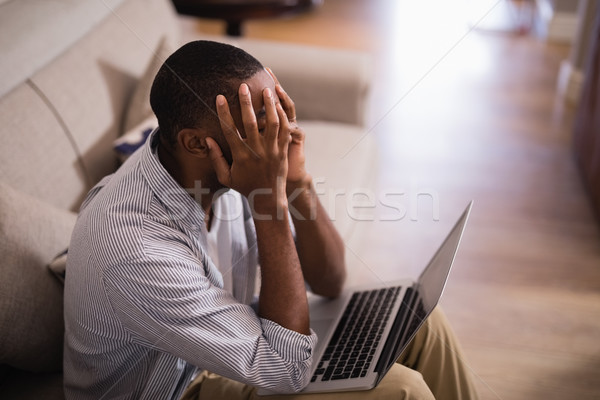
left=180, top=1, right=600, bottom=398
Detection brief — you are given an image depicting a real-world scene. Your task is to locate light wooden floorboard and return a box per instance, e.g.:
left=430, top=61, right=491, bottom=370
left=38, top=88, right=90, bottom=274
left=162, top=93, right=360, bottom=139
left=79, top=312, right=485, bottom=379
left=179, top=1, right=600, bottom=398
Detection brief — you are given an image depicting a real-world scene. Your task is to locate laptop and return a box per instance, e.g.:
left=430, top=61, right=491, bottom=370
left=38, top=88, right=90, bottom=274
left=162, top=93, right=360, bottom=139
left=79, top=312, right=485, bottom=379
left=260, top=201, right=473, bottom=395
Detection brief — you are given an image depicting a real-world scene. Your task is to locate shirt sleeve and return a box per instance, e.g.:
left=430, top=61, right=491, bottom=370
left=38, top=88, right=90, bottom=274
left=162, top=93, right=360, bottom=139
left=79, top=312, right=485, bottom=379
left=102, top=251, right=317, bottom=394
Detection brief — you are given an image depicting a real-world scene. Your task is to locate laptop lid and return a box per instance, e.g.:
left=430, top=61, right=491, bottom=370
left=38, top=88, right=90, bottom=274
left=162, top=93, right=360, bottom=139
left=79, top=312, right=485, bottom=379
left=418, top=201, right=473, bottom=312
left=375, top=201, right=473, bottom=382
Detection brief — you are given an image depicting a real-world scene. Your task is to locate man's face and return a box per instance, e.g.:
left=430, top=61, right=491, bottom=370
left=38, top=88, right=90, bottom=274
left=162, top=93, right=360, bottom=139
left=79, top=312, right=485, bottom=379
left=212, top=68, right=280, bottom=163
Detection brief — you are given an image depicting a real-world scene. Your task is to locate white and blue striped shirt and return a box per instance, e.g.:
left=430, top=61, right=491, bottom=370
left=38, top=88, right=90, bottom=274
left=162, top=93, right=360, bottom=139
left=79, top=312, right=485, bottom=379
left=63, top=129, right=317, bottom=399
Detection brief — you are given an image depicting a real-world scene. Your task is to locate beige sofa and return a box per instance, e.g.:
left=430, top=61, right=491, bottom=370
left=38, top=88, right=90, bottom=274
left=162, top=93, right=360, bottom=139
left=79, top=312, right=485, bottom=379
left=0, top=0, right=374, bottom=398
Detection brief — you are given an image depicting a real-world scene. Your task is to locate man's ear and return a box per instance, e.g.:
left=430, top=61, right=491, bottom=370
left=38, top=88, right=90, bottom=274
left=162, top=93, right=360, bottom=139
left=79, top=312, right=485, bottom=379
left=177, top=128, right=210, bottom=158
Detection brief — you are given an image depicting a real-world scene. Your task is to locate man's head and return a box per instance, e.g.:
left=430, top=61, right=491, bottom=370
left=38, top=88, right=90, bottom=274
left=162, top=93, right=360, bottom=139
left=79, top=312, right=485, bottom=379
left=150, top=40, right=264, bottom=149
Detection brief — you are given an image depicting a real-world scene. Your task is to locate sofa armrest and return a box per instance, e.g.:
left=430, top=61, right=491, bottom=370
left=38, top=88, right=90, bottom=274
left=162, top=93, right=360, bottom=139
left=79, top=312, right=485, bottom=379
left=234, top=39, right=372, bottom=127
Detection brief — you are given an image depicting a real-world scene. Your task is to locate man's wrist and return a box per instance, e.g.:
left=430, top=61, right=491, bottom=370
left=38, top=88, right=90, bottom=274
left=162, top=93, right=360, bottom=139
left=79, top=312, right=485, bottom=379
left=287, top=176, right=320, bottom=222
left=286, top=174, right=313, bottom=197
left=250, top=197, right=289, bottom=221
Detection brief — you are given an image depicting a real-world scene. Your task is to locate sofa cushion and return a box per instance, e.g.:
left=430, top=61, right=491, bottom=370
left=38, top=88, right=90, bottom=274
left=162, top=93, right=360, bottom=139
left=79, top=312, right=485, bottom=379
left=295, top=120, right=377, bottom=242
left=0, top=83, right=89, bottom=211
left=0, top=183, right=77, bottom=372
left=28, top=0, right=180, bottom=188
left=123, top=36, right=177, bottom=132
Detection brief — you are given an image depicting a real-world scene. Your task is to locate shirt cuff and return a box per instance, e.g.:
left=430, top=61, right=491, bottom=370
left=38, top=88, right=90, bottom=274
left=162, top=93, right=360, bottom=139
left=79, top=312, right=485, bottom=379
left=260, top=318, right=318, bottom=362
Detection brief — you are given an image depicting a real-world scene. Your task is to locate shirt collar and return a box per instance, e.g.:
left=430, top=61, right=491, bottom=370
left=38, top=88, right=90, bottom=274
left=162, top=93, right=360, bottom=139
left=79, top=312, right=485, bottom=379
left=139, top=128, right=206, bottom=230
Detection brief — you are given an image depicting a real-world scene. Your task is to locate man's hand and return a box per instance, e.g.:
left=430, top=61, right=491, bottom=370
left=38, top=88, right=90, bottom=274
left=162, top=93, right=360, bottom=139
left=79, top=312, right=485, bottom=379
left=266, top=68, right=310, bottom=194
left=207, top=80, right=310, bottom=335
left=207, top=83, right=291, bottom=215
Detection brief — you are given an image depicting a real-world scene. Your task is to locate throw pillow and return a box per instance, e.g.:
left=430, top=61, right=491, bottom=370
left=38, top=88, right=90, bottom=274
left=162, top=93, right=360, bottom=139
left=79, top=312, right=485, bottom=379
left=48, top=249, right=68, bottom=285
left=123, top=36, right=175, bottom=132
left=0, top=183, right=76, bottom=372
left=114, top=114, right=157, bottom=162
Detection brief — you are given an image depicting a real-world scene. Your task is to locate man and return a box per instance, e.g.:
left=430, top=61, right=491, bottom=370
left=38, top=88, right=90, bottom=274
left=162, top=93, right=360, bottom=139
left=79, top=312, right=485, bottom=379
left=64, top=40, right=478, bottom=399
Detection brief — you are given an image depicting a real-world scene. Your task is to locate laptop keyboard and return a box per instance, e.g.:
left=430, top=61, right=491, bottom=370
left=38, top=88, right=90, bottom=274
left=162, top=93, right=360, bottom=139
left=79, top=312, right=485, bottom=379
left=311, top=287, right=401, bottom=382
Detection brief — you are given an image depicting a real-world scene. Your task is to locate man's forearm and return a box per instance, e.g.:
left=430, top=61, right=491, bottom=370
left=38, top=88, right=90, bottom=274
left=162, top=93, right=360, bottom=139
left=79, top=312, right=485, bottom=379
left=254, top=201, right=310, bottom=335
left=288, top=179, right=346, bottom=298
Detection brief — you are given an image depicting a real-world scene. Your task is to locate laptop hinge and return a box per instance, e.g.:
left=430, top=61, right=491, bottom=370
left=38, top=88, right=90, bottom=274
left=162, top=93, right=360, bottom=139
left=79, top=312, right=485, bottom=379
left=373, top=286, right=417, bottom=383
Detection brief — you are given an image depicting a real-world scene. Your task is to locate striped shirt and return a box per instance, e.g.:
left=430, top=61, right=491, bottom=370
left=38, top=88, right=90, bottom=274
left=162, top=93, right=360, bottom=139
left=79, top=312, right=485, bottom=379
left=63, top=129, right=317, bottom=400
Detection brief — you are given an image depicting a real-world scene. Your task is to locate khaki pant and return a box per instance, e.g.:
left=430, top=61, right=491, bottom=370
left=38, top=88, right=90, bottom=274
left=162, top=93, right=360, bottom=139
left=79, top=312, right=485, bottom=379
left=181, top=308, right=479, bottom=400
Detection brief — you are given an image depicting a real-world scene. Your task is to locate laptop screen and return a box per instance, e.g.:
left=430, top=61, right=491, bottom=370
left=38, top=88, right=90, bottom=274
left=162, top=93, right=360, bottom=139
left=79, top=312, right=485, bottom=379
left=418, top=201, right=472, bottom=312
left=375, top=202, right=473, bottom=383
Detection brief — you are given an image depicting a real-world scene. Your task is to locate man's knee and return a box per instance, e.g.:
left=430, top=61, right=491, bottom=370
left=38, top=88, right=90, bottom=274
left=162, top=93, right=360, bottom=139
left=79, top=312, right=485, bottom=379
left=373, top=364, right=435, bottom=400
left=398, top=307, right=451, bottom=366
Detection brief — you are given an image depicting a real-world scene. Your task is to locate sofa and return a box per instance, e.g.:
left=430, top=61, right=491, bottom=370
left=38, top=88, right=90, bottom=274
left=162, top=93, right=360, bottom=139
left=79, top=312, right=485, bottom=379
left=0, top=0, right=374, bottom=398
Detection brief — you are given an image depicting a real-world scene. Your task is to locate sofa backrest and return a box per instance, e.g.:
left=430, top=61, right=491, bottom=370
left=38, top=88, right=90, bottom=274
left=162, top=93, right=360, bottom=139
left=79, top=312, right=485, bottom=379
left=0, top=0, right=180, bottom=211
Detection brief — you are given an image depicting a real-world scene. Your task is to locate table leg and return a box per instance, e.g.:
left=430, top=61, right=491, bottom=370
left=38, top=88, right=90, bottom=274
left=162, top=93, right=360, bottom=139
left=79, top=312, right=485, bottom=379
left=226, top=21, right=243, bottom=36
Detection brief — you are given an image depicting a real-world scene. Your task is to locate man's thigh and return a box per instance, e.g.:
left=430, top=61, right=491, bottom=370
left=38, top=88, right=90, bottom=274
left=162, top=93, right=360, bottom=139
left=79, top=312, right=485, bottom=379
left=181, top=364, right=434, bottom=400
left=180, top=370, right=254, bottom=400
left=397, top=307, right=479, bottom=400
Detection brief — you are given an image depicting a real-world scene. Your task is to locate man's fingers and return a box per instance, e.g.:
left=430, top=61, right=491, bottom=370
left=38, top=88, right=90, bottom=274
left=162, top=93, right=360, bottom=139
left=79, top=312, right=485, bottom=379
left=290, top=127, right=305, bottom=144
left=216, top=95, right=243, bottom=153
left=276, top=103, right=291, bottom=152
left=239, top=83, right=259, bottom=145
left=274, top=84, right=296, bottom=123
left=206, top=137, right=232, bottom=187
left=266, top=67, right=296, bottom=122
left=263, top=87, right=279, bottom=144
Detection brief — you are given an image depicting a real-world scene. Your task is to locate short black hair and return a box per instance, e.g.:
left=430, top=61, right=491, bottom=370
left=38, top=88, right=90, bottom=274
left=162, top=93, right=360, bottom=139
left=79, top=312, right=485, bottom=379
left=150, top=40, right=263, bottom=146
